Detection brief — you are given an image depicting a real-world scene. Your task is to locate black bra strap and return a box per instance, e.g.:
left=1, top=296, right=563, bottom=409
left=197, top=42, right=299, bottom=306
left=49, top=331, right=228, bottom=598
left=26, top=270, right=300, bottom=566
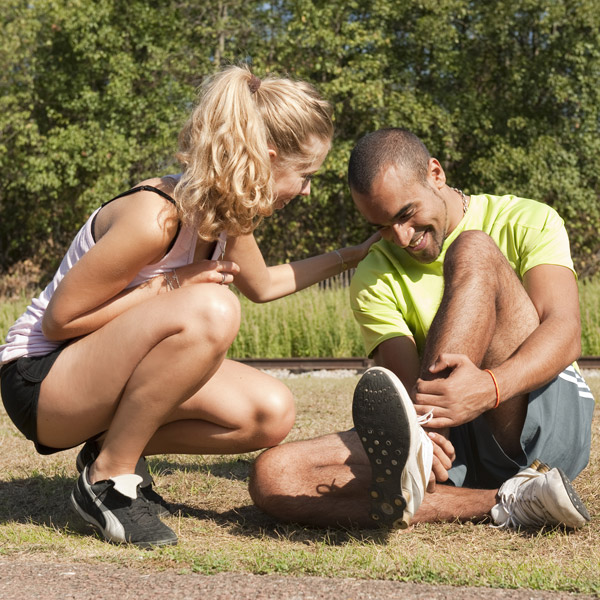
left=101, top=185, right=176, bottom=207
left=92, top=185, right=180, bottom=247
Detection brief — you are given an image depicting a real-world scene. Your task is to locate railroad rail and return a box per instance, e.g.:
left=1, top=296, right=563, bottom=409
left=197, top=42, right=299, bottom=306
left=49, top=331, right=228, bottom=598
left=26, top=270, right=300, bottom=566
left=238, top=356, right=600, bottom=372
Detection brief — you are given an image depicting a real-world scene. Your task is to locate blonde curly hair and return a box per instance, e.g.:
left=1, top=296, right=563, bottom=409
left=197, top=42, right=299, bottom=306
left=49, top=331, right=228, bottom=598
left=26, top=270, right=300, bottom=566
left=174, top=65, right=333, bottom=241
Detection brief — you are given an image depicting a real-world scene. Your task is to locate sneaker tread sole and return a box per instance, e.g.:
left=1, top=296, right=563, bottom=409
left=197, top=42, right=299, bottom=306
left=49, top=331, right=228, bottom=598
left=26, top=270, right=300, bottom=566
left=555, top=468, right=591, bottom=526
left=352, top=368, right=412, bottom=529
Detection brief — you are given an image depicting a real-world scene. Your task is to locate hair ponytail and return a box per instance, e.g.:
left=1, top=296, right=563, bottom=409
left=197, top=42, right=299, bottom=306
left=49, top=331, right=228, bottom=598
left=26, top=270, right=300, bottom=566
left=175, top=65, right=333, bottom=240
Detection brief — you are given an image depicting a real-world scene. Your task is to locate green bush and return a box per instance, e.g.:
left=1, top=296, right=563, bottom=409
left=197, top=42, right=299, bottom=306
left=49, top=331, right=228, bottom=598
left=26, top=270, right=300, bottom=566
left=2, top=1, right=600, bottom=277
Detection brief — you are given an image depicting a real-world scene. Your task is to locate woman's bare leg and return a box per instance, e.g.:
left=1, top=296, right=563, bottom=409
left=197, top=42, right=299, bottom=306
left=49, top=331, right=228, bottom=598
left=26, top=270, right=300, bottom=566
left=143, top=359, right=295, bottom=455
left=37, top=283, right=270, bottom=483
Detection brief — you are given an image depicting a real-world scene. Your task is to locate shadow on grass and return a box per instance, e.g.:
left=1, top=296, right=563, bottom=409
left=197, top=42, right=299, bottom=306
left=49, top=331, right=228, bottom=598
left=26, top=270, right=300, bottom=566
left=0, top=474, right=389, bottom=547
left=175, top=502, right=391, bottom=546
left=0, top=473, right=566, bottom=549
left=147, top=456, right=253, bottom=482
left=0, top=474, right=76, bottom=529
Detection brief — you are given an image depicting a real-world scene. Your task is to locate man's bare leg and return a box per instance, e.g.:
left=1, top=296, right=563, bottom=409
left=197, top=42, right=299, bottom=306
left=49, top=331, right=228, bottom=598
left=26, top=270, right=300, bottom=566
left=251, top=232, right=540, bottom=527
left=249, top=431, right=496, bottom=527
left=418, top=230, right=541, bottom=455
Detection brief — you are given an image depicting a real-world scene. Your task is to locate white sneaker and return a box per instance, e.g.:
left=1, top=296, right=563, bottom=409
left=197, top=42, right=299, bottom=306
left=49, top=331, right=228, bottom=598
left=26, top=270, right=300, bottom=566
left=491, top=460, right=590, bottom=530
left=352, top=366, right=433, bottom=529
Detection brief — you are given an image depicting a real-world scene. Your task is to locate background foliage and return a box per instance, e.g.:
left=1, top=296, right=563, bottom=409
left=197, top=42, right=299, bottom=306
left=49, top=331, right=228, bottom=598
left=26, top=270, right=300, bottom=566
left=1, top=0, right=599, bottom=287
left=3, top=274, right=600, bottom=356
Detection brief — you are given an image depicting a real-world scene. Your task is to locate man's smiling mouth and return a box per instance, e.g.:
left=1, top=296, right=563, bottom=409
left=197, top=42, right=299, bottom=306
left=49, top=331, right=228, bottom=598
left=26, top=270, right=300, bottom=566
left=408, top=231, right=426, bottom=248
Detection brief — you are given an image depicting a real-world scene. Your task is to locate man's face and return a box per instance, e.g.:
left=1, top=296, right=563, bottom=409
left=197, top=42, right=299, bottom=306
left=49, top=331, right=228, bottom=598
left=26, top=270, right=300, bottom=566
left=351, top=163, right=453, bottom=264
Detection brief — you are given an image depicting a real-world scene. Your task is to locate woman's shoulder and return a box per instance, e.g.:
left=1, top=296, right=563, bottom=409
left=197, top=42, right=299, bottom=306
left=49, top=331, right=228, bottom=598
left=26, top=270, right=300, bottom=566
left=133, top=175, right=179, bottom=201
left=95, top=178, right=181, bottom=248
left=111, top=177, right=179, bottom=214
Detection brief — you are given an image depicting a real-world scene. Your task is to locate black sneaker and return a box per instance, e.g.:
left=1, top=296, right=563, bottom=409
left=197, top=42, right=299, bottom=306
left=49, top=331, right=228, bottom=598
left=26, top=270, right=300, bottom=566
left=76, top=441, right=171, bottom=517
left=70, top=465, right=178, bottom=548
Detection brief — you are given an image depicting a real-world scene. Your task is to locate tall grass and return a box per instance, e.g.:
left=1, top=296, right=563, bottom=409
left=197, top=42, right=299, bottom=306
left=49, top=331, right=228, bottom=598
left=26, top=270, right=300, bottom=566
left=579, top=275, right=600, bottom=356
left=230, top=274, right=600, bottom=357
left=1, top=275, right=600, bottom=357
left=229, top=285, right=363, bottom=358
left=0, top=295, right=30, bottom=342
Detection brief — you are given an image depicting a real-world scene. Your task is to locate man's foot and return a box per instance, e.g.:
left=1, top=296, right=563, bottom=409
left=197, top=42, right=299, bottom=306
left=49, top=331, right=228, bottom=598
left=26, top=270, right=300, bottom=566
left=352, top=366, right=433, bottom=529
left=491, top=460, right=591, bottom=529
left=76, top=441, right=171, bottom=517
left=70, top=465, right=178, bottom=548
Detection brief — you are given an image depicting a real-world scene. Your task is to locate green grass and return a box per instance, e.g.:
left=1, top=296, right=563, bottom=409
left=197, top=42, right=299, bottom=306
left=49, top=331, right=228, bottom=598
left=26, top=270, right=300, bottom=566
left=0, top=375, right=599, bottom=594
left=0, top=294, right=30, bottom=343
left=580, top=276, right=600, bottom=357
left=229, top=285, right=364, bottom=358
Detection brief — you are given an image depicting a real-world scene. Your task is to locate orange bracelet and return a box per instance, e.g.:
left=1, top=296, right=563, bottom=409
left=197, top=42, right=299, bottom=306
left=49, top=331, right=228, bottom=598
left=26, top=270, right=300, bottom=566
left=484, top=369, right=500, bottom=409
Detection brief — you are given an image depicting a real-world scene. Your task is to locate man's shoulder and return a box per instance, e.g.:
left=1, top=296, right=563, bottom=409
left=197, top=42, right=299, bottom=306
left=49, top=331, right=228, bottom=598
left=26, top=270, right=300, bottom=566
left=473, top=193, right=564, bottom=230
left=355, top=239, right=398, bottom=271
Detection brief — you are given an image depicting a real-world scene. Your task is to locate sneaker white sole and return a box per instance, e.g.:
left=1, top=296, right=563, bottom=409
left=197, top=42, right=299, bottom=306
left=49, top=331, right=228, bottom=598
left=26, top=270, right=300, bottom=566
left=548, top=468, right=590, bottom=528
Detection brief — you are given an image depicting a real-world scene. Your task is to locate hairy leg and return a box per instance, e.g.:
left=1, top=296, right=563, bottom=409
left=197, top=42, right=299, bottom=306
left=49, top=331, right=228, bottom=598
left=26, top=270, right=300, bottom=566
left=39, top=284, right=242, bottom=482
left=250, top=430, right=496, bottom=527
left=253, top=233, right=542, bottom=527
left=420, top=230, right=540, bottom=455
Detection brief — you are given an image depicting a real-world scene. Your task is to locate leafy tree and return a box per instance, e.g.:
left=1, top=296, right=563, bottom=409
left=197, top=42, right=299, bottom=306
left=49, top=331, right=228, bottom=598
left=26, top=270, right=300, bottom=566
left=450, top=0, right=600, bottom=276
left=0, top=0, right=201, bottom=279
left=1, top=0, right=598, bottom=285
left=252, top=0, right=600, bottom=276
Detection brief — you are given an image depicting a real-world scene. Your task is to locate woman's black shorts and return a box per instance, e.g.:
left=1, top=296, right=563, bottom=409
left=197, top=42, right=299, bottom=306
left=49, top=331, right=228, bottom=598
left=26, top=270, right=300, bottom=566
left=1, top=345, right=66, bottom=455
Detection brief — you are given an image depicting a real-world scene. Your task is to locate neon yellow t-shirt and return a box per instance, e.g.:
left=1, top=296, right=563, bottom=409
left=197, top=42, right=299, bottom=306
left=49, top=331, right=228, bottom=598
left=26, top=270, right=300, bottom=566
left=350, top=194, right=574, bottom=357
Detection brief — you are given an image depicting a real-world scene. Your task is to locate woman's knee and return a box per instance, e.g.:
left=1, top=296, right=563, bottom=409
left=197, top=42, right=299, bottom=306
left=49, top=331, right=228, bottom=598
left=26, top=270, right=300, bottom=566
left=174, top=285, right=241, bottom=351
left=252, top=381, right=296, bottom=447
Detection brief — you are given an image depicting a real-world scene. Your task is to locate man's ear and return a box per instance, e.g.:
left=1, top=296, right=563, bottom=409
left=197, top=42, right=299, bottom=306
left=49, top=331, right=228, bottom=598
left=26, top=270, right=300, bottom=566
left=427, top=158, right=446, bottom=189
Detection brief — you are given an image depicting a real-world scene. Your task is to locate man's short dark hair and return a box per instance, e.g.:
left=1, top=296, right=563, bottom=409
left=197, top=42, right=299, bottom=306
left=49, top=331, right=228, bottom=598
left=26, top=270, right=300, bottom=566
left=347, top=128, right=431, bottom=194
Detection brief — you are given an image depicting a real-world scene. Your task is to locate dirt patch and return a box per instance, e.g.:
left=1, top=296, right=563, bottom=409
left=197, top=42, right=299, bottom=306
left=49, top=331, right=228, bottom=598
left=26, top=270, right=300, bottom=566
left=0, top=560, right=595, bottom=600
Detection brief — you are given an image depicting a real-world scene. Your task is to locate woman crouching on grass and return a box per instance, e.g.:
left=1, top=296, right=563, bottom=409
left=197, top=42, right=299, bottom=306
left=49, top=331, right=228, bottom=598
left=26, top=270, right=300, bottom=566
left=0, top=65, right=378, bottom=548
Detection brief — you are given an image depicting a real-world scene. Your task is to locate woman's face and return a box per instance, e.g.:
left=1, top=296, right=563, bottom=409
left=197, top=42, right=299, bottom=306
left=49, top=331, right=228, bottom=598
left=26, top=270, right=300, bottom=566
left=271, top=136, right=331, bottom=210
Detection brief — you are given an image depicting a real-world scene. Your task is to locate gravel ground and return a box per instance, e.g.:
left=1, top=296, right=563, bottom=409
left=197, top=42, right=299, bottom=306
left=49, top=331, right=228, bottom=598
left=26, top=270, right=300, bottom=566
left=0, top=560, right=596, bottom=600
left=262, top=368, right=363, bottom=379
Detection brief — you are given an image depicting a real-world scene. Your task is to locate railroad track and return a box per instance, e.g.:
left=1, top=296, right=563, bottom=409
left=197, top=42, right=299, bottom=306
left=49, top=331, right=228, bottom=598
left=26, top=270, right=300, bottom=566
left=238, top=356, right=600, bottom=373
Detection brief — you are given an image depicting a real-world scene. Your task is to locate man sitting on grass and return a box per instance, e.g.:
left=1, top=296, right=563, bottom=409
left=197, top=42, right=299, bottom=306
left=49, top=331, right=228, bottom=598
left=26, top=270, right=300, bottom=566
left=249, top=128, right=595, bottom=531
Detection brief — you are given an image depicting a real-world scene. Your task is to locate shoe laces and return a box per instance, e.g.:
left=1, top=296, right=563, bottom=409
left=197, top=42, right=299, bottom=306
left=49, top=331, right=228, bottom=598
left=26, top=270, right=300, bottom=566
left=415, top=410, right=435, bottom=487
left=129, top=497, right=156, bottom=524
left=417, top=409, right=434, bottom=426
left=495, top=473, right=553, bottom=528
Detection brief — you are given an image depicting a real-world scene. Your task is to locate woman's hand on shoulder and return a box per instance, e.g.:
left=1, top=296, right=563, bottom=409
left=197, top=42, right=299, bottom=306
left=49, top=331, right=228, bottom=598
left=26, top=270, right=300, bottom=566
left=341, top=230, right=382, bottom=269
